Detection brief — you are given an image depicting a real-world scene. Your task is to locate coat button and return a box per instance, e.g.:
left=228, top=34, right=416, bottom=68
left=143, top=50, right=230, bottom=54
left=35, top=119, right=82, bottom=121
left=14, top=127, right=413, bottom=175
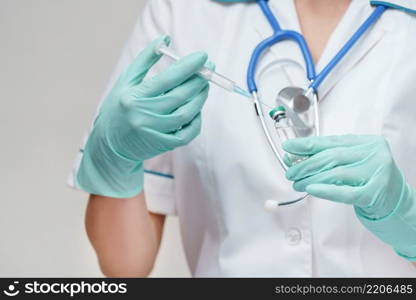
left=286, top=228, right=302, bottom=245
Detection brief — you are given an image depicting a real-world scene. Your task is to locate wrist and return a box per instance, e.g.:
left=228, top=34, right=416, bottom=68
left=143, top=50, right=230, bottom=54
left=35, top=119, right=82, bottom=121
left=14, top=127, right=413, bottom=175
left=76, top=127, right=145, bottom=198
left=355, top=183, right=416, bottom=260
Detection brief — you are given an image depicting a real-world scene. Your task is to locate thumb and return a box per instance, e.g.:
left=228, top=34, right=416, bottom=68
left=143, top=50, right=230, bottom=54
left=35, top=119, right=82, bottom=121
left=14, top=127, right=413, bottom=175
left=122, top=35, right=171, bottom=87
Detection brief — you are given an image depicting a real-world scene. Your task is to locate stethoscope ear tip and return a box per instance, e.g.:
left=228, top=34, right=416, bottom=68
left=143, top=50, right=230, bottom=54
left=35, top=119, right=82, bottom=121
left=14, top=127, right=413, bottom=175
left=264, top=199, right=280, bottom=212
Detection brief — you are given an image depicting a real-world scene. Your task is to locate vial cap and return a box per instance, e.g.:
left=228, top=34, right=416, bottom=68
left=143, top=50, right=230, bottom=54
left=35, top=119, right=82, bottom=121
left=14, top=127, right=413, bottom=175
left=269, top=106, right=286, bottom=119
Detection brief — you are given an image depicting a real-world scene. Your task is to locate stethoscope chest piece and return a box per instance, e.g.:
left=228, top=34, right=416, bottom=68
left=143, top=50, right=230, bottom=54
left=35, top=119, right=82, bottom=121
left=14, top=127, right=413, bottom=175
left=278, top=87, right=311, bottom=113
left=270, top=86, right=319, bottom=139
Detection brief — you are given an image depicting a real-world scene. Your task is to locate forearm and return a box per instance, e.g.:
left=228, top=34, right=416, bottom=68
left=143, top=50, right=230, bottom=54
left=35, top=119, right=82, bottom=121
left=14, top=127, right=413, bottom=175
left=85, top=193, right=164, bottom=277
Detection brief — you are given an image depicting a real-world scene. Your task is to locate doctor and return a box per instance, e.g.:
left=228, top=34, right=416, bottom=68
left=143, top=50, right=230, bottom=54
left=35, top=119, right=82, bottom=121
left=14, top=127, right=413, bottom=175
left=69, top=0, right=416, bottom=277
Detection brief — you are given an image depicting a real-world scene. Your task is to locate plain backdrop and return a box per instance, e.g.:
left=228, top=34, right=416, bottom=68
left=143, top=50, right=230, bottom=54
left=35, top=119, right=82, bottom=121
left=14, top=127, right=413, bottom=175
left=0, top=0, right=190, bottom=277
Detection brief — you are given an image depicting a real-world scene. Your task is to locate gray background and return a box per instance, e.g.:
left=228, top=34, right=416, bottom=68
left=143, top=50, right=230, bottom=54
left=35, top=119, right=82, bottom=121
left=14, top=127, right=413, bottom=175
left=0, top=0, right=190, bottom=277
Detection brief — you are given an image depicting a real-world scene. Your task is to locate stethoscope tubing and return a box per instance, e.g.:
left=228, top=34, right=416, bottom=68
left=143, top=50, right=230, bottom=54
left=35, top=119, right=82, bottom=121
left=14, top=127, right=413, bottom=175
left=252, top=91, right=288, bottom=171
left=310, top=5, right=387, bottom=91
left=248, top=0, right=387, bottom=93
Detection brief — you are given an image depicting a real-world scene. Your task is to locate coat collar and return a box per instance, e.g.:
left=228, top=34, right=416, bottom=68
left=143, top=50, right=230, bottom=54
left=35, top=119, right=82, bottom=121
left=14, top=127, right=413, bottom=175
left=371, top=0, right=416, bottom=14
left=213, top=0, right=416, bottom=14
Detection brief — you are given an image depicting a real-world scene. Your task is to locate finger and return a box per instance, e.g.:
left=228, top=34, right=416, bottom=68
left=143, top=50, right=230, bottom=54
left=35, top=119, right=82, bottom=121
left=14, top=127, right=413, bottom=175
left=292, top=165, right=367, bottom=193
left=137, top=75, right=208, bottom=115
left=283, top=154, right=293, bottom=168
left=139, top=113, right=202, bottom=153
left=205, top=61, right=216, bottom=71
left=282, top=135, right=377, bottom=156
left=169, top=114, right=203, bottom=147
left=136, top=51, right=208, bottom=97
left=306, top=183, right=364, bottom=205
left=283, top=153, right=309, bottom=168
left=138, top=61, right=214, bottom=114
left=122, top=35, right=171, bottom=87
left=286, top=146, right=363, bottom=181
left=150, top=86, right=209, bottom=133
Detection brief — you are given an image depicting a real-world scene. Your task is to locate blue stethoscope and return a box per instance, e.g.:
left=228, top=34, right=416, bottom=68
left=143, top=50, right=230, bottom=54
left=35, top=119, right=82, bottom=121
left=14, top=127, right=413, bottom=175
left=247, top=0, right=387, bottom=208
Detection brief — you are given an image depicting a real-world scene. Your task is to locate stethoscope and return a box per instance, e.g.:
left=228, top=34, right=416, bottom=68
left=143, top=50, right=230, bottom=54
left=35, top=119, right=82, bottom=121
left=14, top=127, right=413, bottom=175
left=247, top=0, right=387, bottom=208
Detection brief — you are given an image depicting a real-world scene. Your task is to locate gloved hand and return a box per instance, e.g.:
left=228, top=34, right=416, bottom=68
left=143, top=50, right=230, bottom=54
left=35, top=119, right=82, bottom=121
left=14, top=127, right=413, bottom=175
left=76, top=36, right=211, bottom=198
left=283, top=135, right=416, bottom=260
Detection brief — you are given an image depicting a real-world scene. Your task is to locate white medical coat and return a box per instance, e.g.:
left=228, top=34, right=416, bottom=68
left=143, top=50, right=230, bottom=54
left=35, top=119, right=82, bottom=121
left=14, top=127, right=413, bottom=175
left=69, top=0, right=416, bottom=277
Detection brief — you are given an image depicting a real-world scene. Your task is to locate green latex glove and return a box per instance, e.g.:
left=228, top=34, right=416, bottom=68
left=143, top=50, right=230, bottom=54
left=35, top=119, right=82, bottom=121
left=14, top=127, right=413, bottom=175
left=283, top=135, right=416, bottom=260
left=76, top=36, right=211, bottom=198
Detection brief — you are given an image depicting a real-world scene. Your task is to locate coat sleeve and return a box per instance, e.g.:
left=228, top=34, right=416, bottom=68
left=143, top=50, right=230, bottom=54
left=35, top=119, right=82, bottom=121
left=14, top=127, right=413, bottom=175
left=68, top=0, right=178, bottom=215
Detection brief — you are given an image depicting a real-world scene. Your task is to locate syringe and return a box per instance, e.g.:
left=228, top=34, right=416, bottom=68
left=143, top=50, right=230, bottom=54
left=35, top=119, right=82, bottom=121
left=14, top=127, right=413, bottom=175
left=155, top=43, right=252, bottom=99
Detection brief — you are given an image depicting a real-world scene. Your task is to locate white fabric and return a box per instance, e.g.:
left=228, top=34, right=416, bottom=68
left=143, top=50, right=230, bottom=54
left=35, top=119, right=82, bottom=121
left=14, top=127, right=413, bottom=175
left=69, top=0, right=416, bottom=277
